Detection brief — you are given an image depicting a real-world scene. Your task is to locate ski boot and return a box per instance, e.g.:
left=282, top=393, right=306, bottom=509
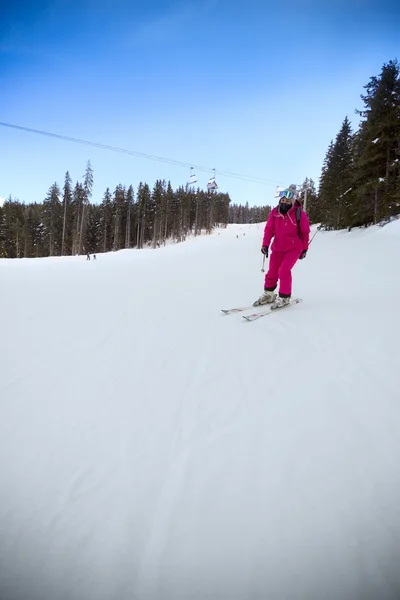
left=253, top=289, right=277, bottom=307
left=272, top=296, right=291, bottom=309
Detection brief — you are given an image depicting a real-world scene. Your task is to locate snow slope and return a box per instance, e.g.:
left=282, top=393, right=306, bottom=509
left=1, top=220, right=400, bottom=600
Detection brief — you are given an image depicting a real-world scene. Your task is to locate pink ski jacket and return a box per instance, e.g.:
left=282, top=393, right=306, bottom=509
left=262, top=202, right=310, bottom=253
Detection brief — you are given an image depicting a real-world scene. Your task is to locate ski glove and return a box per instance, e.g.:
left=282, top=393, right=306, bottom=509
left=299, top=250, right=307, bottom=260
left=261, top=246, right=269, bottom=257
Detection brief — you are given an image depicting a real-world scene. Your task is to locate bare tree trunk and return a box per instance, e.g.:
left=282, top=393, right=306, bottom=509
left=164, top=198, right=169, bottom=246
left=209, top=195, right=214, bottom=233
left=140, top=213, right=146, bottom=248
left=140, top=196, right=147, bottom=249
left=125, top=201, right=131, bottom=248
left=385, top=144, right=391, bottom=192
left=24, top=223, right=28, bottom=257
left=113, top=210, right=120, bottom=250
left=385, top=144, right=391, bottom=218
left=158, top=212, right=163, bottom=246
left=74, top=201, right=81, bottom=255
left=178, top=202, right=183, bottom=242
left=374, top=188, right=379, bottom=224
left=61, top=196, right=67, bottom=256
left=103, top=216, right=107, bottom=253
left=152, top=216, right=158, bottom=248
left=194, top=196, right=199, bottom=236
left=78, top=202, right=86, bottom=254
left=136, top=216, right=141, bottom=249
left=182, top=206, right=187, bottom=240
left=50, top=207, right=54, bottom=256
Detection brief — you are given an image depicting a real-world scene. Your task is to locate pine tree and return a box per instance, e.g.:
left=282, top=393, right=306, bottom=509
left=354, top=59, right=400, bottom=224
left=112, top=184, right=125, bottom=251
left=86, top=204, right=102, bottom=252
left=4, top=198, right=21, bottom=259
left=1, top=159, right=233, bottom=258
left=0, top=202, right=6, bottom=257
left=99, top=188, right=113, bottom=253
left=79, top=160, right=94, bottom=254
left=150, top=179, right=164, bottom=248
left=42, top=183, right=62, bottom=256
left=299, top=178, right=319, bottom=223
left=72, top=182, right=85, bottom=254
left=125, top=185, right=134, bottom=249
left=28, top=203, right=46, bottom=257
left=318, top=117, right=354, bottom=229
left=164, top=181, right=174, bottom=243
left=228, top=202, right=270, bottom=224
left=194, top=187, right=202, bottom=236
left=136, top=182, right=151, bottom=248
left=61, top=171, right=73, bottom=255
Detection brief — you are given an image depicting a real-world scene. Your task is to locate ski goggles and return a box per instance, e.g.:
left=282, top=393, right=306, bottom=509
left=279, top=189, right=294, bottom=200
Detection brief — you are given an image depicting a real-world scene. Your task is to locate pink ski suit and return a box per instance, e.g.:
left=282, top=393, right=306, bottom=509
left=262, top=201, right=310, bottom=297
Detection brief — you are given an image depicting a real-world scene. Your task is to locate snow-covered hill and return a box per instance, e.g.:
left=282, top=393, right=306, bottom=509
left=1, top=221, right=400, bottom=600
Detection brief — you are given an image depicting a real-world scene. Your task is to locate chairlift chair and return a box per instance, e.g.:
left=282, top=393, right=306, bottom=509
left=188, top=167, right=197, bottom=186
left=207, top=168, right=218, bottom=192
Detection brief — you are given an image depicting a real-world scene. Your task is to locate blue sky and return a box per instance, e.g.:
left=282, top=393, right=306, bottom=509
left=1, top=0, right=399, bottom=207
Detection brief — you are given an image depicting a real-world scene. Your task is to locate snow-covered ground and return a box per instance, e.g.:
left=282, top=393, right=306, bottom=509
left=1, top=220, right=400, bottom=600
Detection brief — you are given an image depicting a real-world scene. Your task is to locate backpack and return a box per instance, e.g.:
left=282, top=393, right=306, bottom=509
left=296, top=205, right=302, bottom=239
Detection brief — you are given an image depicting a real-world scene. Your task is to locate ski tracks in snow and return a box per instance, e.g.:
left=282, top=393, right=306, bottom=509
left=135, top=333, right=218, bottom=596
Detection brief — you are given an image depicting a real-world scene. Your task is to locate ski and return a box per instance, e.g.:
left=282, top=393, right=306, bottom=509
left=221, top=306, right=254, bottom=315
left=242, top=298, right=303, bottom=321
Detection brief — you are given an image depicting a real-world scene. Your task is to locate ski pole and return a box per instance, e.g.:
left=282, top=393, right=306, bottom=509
left=261, top=254, right=266, bottom=272
left=309, top=228, right=319, bottom=245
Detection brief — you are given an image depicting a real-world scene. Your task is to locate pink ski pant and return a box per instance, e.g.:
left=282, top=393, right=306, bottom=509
left=264, top=249, right=299, bottom=296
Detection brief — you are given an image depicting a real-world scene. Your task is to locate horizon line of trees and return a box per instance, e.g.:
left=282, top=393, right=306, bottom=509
left=306, top=58, right=400, bottom=230
left=0, top=166, right=231, bottom=258
left=1, top=58, right=398, bottom=258
left=228, top=57, right=400, bottom=232
left=229, top=60, right=400, bottom=231
left=228, top=202, right=271, bottom=224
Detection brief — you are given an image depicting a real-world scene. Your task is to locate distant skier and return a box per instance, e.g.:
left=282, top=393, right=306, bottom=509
left=253, top=184, right=310, bottom=307
left=86, top=252, right=90, bottom=261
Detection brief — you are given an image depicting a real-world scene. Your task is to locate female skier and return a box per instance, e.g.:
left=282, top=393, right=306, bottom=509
left=253, top=185, right=310, bottom=307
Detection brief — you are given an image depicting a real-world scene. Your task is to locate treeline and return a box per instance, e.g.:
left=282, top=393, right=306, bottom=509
left=0, top=163, right=231, bottom=258
left=228, top=202, right=271, bottom=224
left=2, top=59, right=398, bottom=253
left=308, top=58, right=400, bottom=229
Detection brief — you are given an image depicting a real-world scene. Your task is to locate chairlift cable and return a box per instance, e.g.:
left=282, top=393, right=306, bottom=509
left=0, top=121, right=286, bottom=187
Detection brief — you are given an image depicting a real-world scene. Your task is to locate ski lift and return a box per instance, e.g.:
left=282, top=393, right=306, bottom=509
left=207, top=168, right=218, bottom=192
left=188, top=167, right=197, bottom=186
